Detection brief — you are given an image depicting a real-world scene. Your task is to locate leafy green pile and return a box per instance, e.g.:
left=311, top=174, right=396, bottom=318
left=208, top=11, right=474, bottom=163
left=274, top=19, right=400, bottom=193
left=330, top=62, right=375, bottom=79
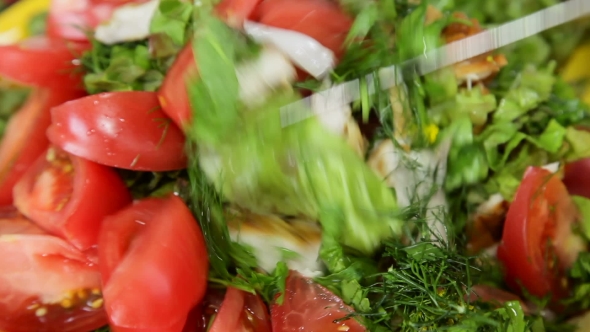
left=453, top=0, right=590, bottom=65
left=79, top=0, right=590, bottom=331
left=80, top=0, right=194, bottom=94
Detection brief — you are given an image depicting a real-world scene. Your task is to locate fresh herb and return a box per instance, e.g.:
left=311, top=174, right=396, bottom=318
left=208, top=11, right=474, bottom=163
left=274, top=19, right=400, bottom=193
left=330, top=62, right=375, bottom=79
left=117, top=170, right=183, bottom=199
left=150, top=0, right=194, bottom=47
left=313, top=234, right=541, bottom=331
left=186, top=7, right=241, bottom=144
left=93, top=326, right=111, bottom=332
left=80, top=39, right=176, bottom=94
left=0, top=86, right=30, bottom=138
left=183, top=151, right=288, bottom=301
left=453, top=0, right=590, bottom=65
left=565, top=252, right=590, bottom=312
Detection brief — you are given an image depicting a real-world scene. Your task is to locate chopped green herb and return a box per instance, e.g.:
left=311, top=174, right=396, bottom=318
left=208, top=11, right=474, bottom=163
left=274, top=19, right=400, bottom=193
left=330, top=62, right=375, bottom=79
left=0, top=87, right=30, bottom=139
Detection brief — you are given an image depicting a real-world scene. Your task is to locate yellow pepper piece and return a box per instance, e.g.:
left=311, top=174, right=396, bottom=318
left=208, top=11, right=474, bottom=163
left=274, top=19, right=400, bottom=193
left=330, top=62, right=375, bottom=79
left=424, top=123, right=439, bottom=144
left=562, top=42, right=590, bottom=105
left=562, top=43, right=590, bottom=83
left=0, top=0, right=51, bottom=45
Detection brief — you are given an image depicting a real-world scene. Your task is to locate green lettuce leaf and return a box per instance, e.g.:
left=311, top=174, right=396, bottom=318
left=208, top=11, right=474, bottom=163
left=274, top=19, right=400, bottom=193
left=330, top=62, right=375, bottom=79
left=187, top=9, right=401, bottom=266
left=442, top=117, right=489, bottom=191
left=150, top=0, right=194, bottom=46
left=194, top=91, right=401, bottom=257
left=565, top=252, right=590, bottom=311
left=395, top=3, right=447, bottom=61
left=493, top=63, right=556, bottom=123
left=424, top=67, right=458, bottom=106
left=453, top=0, right=590, bottom=65
left=563, top=127, right=590, bottom=162
left=572, top=196, right=590, bottom=242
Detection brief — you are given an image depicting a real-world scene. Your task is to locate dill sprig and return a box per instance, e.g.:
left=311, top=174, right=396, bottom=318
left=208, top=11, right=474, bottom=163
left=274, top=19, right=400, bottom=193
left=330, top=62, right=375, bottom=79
left=362, top=240, right=481, bottom=330
left=182, top=147, right=288, bottom=303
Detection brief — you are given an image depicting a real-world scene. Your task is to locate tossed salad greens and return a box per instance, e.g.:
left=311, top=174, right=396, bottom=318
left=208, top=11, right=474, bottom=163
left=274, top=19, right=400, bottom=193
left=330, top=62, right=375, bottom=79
left=1, top=0, right=590, bottom=331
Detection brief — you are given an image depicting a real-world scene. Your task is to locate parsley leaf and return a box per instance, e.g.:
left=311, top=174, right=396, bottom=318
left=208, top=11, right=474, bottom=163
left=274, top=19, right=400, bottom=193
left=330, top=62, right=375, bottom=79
left=81, top=39, right=175, bottom=94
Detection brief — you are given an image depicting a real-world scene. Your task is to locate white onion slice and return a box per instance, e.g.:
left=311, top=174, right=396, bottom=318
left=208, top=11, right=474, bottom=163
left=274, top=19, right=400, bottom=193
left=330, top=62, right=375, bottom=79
left=243, top=20, right=336, bottom=79
left=95, top=0, right=159, bottom=45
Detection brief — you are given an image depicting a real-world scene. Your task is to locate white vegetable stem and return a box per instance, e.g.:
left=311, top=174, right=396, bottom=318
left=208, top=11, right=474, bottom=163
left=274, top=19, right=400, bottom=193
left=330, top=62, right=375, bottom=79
left=243, top=20, right=336, bottom=79
left=236, top=46, right=297, bottom=107
left=95, top=0, right=160, bottom=45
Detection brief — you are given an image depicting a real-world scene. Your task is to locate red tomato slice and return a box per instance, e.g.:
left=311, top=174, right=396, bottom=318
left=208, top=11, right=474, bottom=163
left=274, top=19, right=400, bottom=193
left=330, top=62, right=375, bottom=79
left=47, top=0, right=92, bottom=41
left=0, top=37, right=89, bottom=88
left=13, top=147, right=132, bottom=251
left=209, top=287, right=272, bottom=332
left=0, top=214, right=45, bottom=235
left=0, top=216, right=107, bottom=332
left=158, top=44, right=198, bottom=130
left=563, top=158, right=590, bottom=199
left=497, top=167, right=586, bottom=302
left=215, top=0, right=262, bottom=28
left=252, top=0, right=353, bottom=59
left=98, top=195, right=209, bottom=332
left=47, top=91, right=188, bottom=171
left=271, top=271, right=366, bottom=332
left=47, top=0, right=147, bottom=41
left=0, top=88, right=85, bottom=206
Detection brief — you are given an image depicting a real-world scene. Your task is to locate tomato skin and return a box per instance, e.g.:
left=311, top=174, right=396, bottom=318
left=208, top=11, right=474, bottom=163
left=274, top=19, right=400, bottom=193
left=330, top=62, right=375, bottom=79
left=467, top=285, right=530, bottom=314
left=0, top=214, right=45, bottom=235
left=47, top=0, right=138, bottom=41
left=0, top=37, right=89, bottom=88
left=0, top=88, right=86, bottom=206
left=98, top=195, right=209, bottom=332
left=157, top=45, right=197, bottom=130
left=13, top=147, right=132, bottom=251
left=215, top=0, right=262, bottom=28
left=47, top=0, right=92, bottom=41
left=0, top=216, right=107, bottom=332
left=252, top=0, right=353, bottom=59
left=209, top=287, right=272, bottom=332
left=563, top=158, right=590, bottom=199
left=271, top=271, right=366, bottom=332
left=497, top=167, right=585, bottom=302
left=47, top=91, right=188, bottom=171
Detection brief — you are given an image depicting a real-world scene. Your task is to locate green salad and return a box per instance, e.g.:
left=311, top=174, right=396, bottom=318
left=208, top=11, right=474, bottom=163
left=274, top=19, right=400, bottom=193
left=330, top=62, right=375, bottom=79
left=1, top=0, right=590, bottom=331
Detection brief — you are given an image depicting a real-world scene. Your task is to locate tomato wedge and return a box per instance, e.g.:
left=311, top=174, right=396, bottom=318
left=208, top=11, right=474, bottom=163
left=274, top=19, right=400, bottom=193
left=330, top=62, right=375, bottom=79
left=158, top=44, right=198, bottom=130
left=0, top=216, right=107, bottom=332
left=271, top=271, right=366, bottom=332
left=209, top=287, right=272, bottom=332
left=47, top=91, right=188, bottom=171
left=252, top=0, right=353, bottom=59
left=0, top=37, right=88, bottom=88
left=13, top=147, right=132, bottom=251
left=497, top=167, right=586, bottom=302
left=0, top=213, right=45, bottom=235
left=98, top=195, right=209, bottom=332
left=47, top=0, right=92, bottom=41
left=0, top=88, right=85, bottom=206
left=215, top=0, right=261, bottom=28
left=563, top=158, right=590, bottom=199
left=47, top=0, right=135, bottom=41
